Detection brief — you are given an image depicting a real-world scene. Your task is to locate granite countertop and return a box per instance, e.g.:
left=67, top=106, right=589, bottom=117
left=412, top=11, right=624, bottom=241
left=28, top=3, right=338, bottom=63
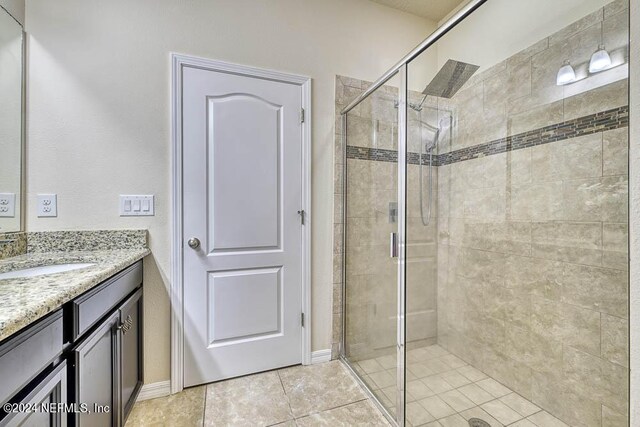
left=0, top=232, right=150, bottom=342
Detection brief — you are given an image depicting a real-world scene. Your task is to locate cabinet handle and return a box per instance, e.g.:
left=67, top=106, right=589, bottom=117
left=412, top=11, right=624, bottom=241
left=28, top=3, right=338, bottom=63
left=117, top=315, right=133, bottom=335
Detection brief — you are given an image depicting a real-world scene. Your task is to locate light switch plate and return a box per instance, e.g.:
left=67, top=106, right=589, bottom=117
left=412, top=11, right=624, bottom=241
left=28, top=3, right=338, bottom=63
left=0, top=193, right=16, bottom=217
left=120, top=195, right=154, bottom=216
left=37, top=194, right=57, bottom=217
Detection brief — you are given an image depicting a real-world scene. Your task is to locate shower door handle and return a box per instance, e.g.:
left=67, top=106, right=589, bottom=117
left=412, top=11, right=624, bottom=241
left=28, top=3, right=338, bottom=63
left=390, top=232, right=398, bottom=258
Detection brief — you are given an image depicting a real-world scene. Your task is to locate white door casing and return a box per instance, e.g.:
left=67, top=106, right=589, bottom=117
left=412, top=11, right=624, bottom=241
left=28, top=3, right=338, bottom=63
left=171, top=54, right=311, bottom=391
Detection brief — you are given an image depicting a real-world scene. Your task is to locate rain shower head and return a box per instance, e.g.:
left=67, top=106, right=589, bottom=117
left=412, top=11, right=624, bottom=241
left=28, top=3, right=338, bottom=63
left=422, top=59, right=479, bottom=99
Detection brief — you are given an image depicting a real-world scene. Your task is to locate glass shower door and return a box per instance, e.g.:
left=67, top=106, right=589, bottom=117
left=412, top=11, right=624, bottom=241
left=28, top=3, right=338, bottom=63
left=342, top=72, right=402, bottom=422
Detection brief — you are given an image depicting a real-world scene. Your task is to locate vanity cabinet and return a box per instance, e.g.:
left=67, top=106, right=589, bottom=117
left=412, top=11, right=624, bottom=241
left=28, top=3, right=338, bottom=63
left=0, top=261, right=143, bottom=427
left=70, top=262, right=143, bottom=427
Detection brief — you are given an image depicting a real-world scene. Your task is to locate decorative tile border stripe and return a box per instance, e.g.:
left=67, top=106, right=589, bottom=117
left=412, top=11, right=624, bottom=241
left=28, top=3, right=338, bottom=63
left=345, top=146, right=437, bottom=166
left=437, top=105, right=628, bottom=165
left=346, top=105, right=628, bottom=166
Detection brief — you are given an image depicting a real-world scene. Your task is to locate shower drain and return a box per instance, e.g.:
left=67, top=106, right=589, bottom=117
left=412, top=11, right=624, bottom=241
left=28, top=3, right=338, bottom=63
left=468, top=418, right=491, bottom=427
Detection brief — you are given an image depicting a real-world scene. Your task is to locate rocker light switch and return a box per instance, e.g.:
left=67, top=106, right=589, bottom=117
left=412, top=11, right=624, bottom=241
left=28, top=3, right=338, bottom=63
left=120, top=195, right=154, bottom=216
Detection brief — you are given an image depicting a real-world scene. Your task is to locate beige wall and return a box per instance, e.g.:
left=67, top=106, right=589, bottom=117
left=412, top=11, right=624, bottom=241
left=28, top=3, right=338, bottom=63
left=24, top=0, right=434, bottom=383
left=629, top=0, right=639, bottom=424
left=0, top=0, right=24, bottom=25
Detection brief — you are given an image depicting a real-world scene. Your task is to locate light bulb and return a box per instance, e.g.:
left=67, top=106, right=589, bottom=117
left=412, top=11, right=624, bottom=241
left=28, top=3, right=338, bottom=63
left=556, top=61, right=576, bottom=85
left=589, top=45, right=612, bottom=73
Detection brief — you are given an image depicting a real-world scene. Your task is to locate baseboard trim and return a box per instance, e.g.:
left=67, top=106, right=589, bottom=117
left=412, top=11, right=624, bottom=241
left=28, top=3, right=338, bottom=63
left=136, top=380, right=171, bottom=401
left=311, top=349, right=332, bottom=364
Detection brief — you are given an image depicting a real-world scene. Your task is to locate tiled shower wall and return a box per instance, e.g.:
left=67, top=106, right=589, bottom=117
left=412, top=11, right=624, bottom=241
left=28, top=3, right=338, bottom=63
left=334, top=77, right=439, bottom=361
left=334, top=1, right=629, bottom=426
left=436, top=2, right=629, bottom=427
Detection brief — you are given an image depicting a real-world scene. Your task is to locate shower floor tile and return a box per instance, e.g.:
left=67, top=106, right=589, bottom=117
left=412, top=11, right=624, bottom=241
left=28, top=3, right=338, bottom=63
left=354, top=344, right=570, bottom=427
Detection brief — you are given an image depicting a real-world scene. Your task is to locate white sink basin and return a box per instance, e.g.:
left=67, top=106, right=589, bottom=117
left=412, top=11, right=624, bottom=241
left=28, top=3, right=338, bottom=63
left=0, top=263, right=96, bottom=280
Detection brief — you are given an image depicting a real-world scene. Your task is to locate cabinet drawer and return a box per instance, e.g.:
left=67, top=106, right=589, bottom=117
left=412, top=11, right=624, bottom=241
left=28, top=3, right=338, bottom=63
left=71, top=261, right=142, bottom=341
left=0, top=310, right=64, bottom=405
left=0, top=361, right=67, bottom=427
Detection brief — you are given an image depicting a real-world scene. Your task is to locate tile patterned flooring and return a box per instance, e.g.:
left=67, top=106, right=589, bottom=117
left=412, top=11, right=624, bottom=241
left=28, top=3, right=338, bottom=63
left=125, top=361, right=389, bottom=426
left=353, top=344, right=571, bottom=427
left=126, top=345, right=571, bottom=426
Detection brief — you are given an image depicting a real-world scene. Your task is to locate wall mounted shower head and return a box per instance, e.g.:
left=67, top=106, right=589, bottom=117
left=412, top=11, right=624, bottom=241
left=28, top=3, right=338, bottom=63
left=412, top=59, right=479, bottom=111
left=422, top=59, right=479, bottom=98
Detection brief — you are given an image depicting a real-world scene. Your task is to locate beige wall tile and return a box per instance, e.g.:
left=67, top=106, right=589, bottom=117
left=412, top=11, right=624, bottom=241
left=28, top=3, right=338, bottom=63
left=601, top=313, right=629, bottom=367
left=485, top=60, right=532, bottom=107
left=603, top=222, right=629, bottom=270
left=604, top=0, right=628, bottom=18
left=560, top=263, right=628, bottom=317
left=563, top=346, right=628, bottom=415
left=601, top=404, right=629, bottom=427
left=564, top=80, right=628, bottom=121
left=548, top=8, right=603, bottom=46
left=508, top=100, right=563, bottom=135
left=462, top=221, right=532, bottom=256
left=603, top=128, right=629, bottom=176
left=531, top=221, right=602, bottom=265
left=503, top=255, right=563, bottom=300
left=509, top=181, right=564, bottom=221
left=507, top=38, right=550, bottom=69
left=530, top=297, right=601, bottom=356
left=531, top=134, right=603, bottom=182
left=603, top=7, right=630, bottom=54
left=562, top=175, right=628, bottom=223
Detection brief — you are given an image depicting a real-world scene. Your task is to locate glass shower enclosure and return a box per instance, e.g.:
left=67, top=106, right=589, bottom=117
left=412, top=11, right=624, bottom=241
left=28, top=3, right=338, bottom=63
left=340, top=0, right=630, bottom=426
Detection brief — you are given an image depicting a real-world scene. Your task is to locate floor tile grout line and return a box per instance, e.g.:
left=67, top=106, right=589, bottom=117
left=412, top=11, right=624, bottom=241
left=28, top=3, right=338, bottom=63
left=276, top=368, right=296, bottom=423
left=292, top=396, right=371, bottom=420
left=201, top=384, right=207, bottom=427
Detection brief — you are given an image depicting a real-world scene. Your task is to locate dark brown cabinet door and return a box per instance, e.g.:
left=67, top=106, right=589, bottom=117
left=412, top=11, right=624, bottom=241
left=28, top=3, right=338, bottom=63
left=118, top=289, right=143, bottom=425
left=72, top=312, right=119, bottom=427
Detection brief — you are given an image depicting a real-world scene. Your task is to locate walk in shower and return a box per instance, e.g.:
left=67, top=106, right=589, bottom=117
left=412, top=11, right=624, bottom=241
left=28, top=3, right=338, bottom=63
left=339, top=0, right=630, bottom=426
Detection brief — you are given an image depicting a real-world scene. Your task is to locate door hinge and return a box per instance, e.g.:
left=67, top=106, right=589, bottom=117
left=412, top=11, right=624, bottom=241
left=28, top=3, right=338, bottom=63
left=300, top=108, right=305, bottom=123
left=297, top=209, right=306, bottom=225
left=301, top=312, right=305, bottom=327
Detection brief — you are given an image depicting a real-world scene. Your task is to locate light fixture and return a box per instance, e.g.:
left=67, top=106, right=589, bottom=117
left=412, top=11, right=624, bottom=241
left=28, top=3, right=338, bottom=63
left=556, top=60, right=576, bottom=85
left=589, top=44, right=612, bottom=73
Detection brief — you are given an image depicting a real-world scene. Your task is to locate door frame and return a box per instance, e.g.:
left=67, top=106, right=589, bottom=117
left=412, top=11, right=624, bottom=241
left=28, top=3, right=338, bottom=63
left=170, top=53, right=312, bottom=394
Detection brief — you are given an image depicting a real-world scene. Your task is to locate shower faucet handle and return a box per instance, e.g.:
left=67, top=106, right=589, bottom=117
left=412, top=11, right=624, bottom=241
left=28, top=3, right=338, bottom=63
left=390, top=232, right=398, bottom=258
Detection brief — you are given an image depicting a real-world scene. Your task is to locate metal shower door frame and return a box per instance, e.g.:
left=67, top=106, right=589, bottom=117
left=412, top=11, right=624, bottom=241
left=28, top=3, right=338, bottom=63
left=396, top=64, right=408, bottom=427
left=339, top=1, right=488, bottom=425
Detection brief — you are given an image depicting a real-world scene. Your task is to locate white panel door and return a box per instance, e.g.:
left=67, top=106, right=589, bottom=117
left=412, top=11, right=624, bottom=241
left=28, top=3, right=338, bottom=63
left=182, top=65, right=303, bottom=386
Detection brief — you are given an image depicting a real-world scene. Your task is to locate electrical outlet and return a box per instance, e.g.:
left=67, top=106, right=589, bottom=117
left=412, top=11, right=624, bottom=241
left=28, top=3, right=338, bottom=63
left=37, top=194, right=57, bottom=217
left=119, top=195, right=154, bottom=216
left=0, top=193, right=16, bottom=217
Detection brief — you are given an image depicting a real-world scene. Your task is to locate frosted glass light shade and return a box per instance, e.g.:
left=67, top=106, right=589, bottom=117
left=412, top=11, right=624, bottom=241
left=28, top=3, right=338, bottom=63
left=556, top=61, right=576, bottom=85
left=589, top=46, right=612, bottom=73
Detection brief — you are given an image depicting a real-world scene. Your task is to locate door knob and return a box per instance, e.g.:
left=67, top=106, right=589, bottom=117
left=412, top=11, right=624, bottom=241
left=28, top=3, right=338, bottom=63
left=187, top=237, right=201, bottom=249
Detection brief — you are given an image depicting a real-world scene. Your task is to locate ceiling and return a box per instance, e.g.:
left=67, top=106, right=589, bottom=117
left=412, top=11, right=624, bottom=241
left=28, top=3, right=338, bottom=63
left=369, top=0, right=468, bottom=22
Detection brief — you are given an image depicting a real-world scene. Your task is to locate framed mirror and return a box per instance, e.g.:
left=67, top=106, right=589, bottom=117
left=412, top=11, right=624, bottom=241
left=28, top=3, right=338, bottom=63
left=0, top=5, right=24, bottom=233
